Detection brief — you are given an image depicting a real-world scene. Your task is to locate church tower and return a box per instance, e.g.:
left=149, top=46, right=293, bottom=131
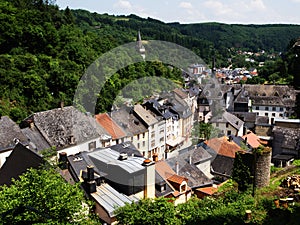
left=136, top=30, right=145, bottom=59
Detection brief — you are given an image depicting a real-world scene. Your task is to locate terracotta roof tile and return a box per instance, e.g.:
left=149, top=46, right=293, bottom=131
left=95, top=113, right=126, bottom=140
left=205, top=136, right=241, bottom=158
left=167, top=174, right=188, bottom=185
left=242, top=131, right=262, bottom=148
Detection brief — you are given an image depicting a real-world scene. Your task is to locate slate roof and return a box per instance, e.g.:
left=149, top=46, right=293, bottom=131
left=166, top=156, right=211, bottom=189
left=232, top=112, right=257, bottom=123
left=22, top=106, right=104, bottom=150
left=111, top=107, right=148, bottom=136
left=273, top=126, right=300, bottom=150
left=211, top=111, right=244, bottom=130
left=173, top=88, right=188, bottom=99
left=0, top=116, right=28, bottom=152
left=255, top=116, right=270, bottom=125
left=236, top=84, right=296, bottom=107
left=155, top=171, right=174, bottom=197
left=178, top=145, right=212, bottom=165
left=0, top=143, right=43, bottom=185
left=211, top=154, right=235, bottom=177
left=21, top=127, right=51, bottom=152
left=95, top=113, right=126, bottom=140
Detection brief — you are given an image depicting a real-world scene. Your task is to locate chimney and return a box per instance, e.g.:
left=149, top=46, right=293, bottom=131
left=175, top=161, right=179, bottom=174
left=142, top=159, right=155, bottom=199
left=60, top=101, right=64, bottom=109
left=58, top=152, right=68, bottom=170
left=119, top=152, right=128, bottom=160
left=29, top=122, right=34, bottom=130
left=87, top=165, right=94, bottom=182
left=84, top=165, right=96, bottom=194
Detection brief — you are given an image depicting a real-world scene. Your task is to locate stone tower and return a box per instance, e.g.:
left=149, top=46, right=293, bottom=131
left=254, top=148, right=272, bottom=189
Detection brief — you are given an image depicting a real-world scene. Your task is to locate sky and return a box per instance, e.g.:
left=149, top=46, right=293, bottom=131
left=55, top=0, right=300, bottom=25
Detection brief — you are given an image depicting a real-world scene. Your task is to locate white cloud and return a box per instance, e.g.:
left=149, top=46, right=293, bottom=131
left=113, top=0, right=132, bottom=10
left=179, top=1, right=193, bottom=9
left=203, top=0, right=233, bottom=15
left=249, top=0, right=266, bottom=11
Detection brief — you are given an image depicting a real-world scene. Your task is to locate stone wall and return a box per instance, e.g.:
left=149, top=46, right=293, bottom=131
left=254, top=150, right=271, bottom=189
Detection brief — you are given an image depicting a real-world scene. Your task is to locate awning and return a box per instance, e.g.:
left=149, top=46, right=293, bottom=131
left=166, top=137, right=185, bottom=147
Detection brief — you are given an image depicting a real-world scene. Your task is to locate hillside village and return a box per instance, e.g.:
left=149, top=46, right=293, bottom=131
left=0, top=34, right=299, bottom=224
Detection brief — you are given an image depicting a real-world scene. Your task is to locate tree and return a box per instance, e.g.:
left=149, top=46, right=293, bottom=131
left=232, top=152, right=252, bottom=192
left=115, top=197, right=180, bottom=225
left=0, top=167, right=100, bottom=224
left=191, top=122, right=220, bottom=144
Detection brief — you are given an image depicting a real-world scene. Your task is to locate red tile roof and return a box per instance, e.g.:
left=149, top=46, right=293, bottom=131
left=196, top=186, right=218, bottom=195
left=167, top=174, right=188, bottom=185
left=95, top=113, right=126, bottom=140
left=242, top=131, right=262, bottom=149
left=205, top=136, right=241, bottom=158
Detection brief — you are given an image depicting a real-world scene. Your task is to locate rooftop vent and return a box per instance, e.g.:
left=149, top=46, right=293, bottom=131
left=119, top=152, right=128, bottom=160
left=122, top=142, right=130, bottom=148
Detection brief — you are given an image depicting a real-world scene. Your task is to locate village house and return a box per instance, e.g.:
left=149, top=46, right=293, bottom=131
left=110, top=108, right=149, bottom=157
left=204, top=136, right=242, bottom=181
left=132, top=104, right=166, bottom=160
left=272, top=118, right=300, bottom=167
left=155, top=160, right=192, bottom=205
left=0, top=116, right=29, bottom=168
left=234, top=85, right=297, bottom=124
left=0, top=143, right=43, bottom=186
left=20, top=106, right=112, bottom=156
left=95, top=112, right=128, bottom=146
left=210, top=111, right=244, bottom=136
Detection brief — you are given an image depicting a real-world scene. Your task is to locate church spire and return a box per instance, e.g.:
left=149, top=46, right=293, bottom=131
left=136, top=30, right=145, bottom=59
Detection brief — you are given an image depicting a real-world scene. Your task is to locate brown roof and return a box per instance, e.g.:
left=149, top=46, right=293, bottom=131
left=173, top=88, right=188, bottom=99
left=133, top=104, right=158, bottom=126
left=196, top=186, right=218, bottom=195
left=205, top=136, right=241, bottom=158
left=242, top=131, right=262, bottom=148
left=167, top=174, right=188, bottom=185
left=95, top=113, right=126, bottom=140
left=155, top=160, right=175, bottom=180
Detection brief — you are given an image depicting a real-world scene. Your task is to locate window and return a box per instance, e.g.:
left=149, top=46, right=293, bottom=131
left=265, top=106, right=269, bottom=111
left=227, top=130, right=231, bottom=135
left=151, top=131, right=155, bottom=138
left=161, top=184, right=166, bottom=192
left=226, top=123, right=229, bottom=128
left=280, top=107, right=283, bottom=111
left=272, top=113, right=276, bottom=117
left=265, top=113, right=268, bottom=116
left=137, top=134, right=140, bottom=140
left=137, top=143, right=140, bottom=149
left=142, top=133, right=145, bottom=139
left=143, top=141, right=145, bottom=147
left=272, top=107, right=276, bottom=111
left=181, top=184, right=187, bottom=192
left=160, top=137, right=164, bottom=142
left=88, top=141, right=96, bottom=151
left=255, top=106, right=259, bottom=110
left=216, top=123, right=219, bottom=127
left=151, top=140, right=155, bottom=147
left=279, top=113, right=283, bottom=117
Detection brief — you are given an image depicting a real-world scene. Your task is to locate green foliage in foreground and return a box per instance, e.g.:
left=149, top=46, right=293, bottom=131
left=116, top=189, right=300, bottom=225
left=0, top=167, right=100, bottom=225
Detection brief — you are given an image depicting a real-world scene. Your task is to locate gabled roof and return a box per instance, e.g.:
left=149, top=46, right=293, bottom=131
left=133, top=104, right=158, bottom=126
left=205, top=136, right=241, bottom=158
left=21, top=126, right=51, bottom=152
left=91, top=183, right=139, bottom=217
left=211, top=111, right=244, bottom=130
left=21, top=106, right=105, bottom=150
left=178, top=145, right=212, bottom=165
left=211, top=154, right=235, bottom=177
left=111, top=107, right=148, bottom=136
left=0, top=116, right=28, bottom=152
left=242, top=131, right=263, bottom=149
left=0, top=143, right=43, bottom=185
left=95, top=113, right=126, bottom=140
left=173, top=88, right=188, bottom=100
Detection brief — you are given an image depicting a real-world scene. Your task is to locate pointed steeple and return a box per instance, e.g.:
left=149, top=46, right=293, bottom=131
left=136, top=30, right=145, bottom=59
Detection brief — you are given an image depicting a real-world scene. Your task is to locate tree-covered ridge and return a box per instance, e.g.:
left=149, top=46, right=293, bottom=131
left=1, top=0, right=300, bottom=122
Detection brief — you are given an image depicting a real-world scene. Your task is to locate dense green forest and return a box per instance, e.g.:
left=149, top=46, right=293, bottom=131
left=1, top=0, right=300, bottom=122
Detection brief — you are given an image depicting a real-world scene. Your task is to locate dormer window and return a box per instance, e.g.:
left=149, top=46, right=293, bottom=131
left=180, top=184, right=187, bottom=192
left=161, top=184, right=166, bottom=192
